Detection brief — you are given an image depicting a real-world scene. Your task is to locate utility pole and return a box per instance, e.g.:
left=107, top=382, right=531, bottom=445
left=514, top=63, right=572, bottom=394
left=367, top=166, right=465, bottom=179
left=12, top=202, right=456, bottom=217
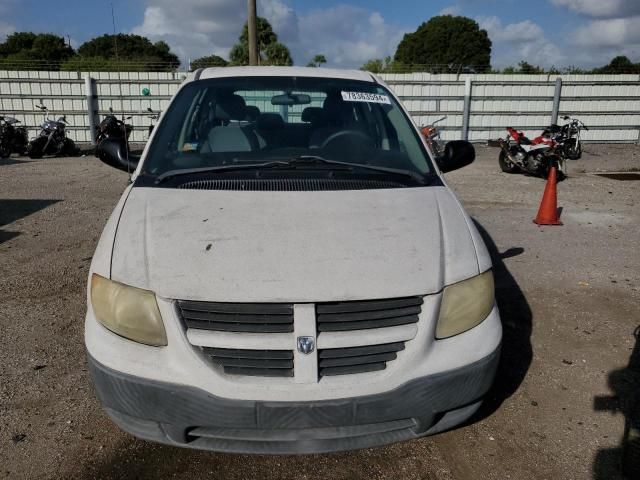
left=111, top=2, right=119, bottom=61
left=247, top=0, right=258, bottom=66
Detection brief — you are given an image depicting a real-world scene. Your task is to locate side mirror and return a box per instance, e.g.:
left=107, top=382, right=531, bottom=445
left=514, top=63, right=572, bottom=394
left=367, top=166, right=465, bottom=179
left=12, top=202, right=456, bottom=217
left=436, top=140, right=475, bottom=173
left=95, top=137, right=140, bottom=172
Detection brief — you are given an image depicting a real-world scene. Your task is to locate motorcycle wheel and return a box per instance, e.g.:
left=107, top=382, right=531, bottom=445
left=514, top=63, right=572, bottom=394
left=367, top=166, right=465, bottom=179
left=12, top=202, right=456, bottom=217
left=27, top=137, right=47, bottom=159
left=564, top=139, right=582, bottom=160
left=544, top=164, right=566, bottom=182
left=62, top=138, right=80, bottom=157
left=0, top=140, right=11, bottom=159
left=498, top=150, right=518, bottom=173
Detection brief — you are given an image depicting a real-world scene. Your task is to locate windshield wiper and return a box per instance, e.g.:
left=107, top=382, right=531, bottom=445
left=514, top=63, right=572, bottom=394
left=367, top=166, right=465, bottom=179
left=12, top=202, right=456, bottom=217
left=283, top=155, right=429, bottom=184
left=154, top=159, right=334, bottom=184
left=154, top=154, right=428, bottom=185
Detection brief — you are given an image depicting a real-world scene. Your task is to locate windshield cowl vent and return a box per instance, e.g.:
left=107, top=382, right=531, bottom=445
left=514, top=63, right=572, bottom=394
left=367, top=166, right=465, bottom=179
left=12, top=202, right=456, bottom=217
left=176, top=178, right=406, bottom=191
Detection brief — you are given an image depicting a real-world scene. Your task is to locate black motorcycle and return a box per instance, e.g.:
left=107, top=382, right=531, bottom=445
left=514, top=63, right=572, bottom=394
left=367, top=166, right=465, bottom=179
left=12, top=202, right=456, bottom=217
left=96, top=107, right=133, bottom=144
left=540, top=115, right=587, bottom=161
left=0, top=115, right=28, bottom=158
left=146, top=107, right=159, bottom=137
left=27, top=104, right=79, bottom=159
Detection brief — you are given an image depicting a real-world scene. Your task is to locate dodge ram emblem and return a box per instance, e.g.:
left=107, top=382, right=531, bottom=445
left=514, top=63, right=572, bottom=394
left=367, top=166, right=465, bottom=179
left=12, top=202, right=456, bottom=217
left=297, top=336, right=315, bottom=355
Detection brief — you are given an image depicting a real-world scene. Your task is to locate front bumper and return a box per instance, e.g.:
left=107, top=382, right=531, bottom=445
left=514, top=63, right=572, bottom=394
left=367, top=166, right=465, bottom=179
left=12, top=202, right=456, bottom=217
left=88, top=344, right=500, bottom=454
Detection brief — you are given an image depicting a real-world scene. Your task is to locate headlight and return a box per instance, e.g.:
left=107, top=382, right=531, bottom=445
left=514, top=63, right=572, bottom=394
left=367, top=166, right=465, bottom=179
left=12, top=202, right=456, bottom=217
left=90, top=274, right=167, bottom=346
left=436, top=270, right=494, bottom=339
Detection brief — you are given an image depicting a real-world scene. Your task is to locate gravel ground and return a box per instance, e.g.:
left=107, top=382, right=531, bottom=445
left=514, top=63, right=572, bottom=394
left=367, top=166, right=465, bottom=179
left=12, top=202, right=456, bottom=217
left=1, top=143, right=639, bottom=479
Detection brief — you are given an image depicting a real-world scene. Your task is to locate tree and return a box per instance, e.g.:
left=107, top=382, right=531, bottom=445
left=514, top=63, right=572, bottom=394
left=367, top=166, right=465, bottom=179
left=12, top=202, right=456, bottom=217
left=593, top=55, right=640, bottom=74
left=517, top=61, right=544, bottom=74
left=74, top=34, right=180, bottom=70
left=0, top=32, right=74, bottom=69
left=307, top=54, right=327, bottom=67
left=190, top=54, right=228, bottom=70
left=360, top=56, right=400, bottom=73
left=229, top=17, right=292, bottom=66
left=264, top=42, right=293, bottom=66
left=394, top=16, right=491, bottom=73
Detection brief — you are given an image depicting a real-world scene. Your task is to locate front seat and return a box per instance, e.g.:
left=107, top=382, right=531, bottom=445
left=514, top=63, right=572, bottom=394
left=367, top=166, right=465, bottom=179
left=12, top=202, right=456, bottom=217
left=203, top=94, right=260, bottom=153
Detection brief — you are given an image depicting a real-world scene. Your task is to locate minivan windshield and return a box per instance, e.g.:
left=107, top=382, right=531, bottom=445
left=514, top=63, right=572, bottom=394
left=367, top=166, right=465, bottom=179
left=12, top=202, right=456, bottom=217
left=143, top=76, right=433, bottom=181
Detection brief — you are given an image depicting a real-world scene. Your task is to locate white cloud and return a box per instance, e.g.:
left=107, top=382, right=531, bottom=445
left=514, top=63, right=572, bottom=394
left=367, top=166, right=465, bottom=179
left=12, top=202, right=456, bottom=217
left=131, top=0, right=404, bottom=68
left=573, top=15, right=640, bottom=47
left=550, top=0, right=640, bottom=18
left=0, top=21, right=15, bottom=42
left=132, top=0, right=248, bottom=62
left=479, top=16, right=543, bottom=43
left=293, top=5, right=406, bottom=67
left=549, top=0, right=640, bottom=66
left=439, top=5, right=461, bottom=16
left=477, top=16, right=564, bottom=67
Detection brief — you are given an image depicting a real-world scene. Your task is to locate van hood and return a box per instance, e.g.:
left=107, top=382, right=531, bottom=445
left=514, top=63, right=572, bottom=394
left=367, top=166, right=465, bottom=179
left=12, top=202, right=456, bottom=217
left=110, top=186, right=487, bottom=303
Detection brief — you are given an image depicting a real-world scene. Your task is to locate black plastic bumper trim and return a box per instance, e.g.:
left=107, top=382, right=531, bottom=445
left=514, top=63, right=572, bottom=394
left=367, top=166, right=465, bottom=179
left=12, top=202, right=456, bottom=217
left=87, top=344, right=500, bottom=454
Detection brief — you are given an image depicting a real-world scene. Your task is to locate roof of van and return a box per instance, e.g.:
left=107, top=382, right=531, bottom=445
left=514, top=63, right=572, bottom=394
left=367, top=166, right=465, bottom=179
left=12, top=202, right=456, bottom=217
left=193, top=66, right=377, bottom=83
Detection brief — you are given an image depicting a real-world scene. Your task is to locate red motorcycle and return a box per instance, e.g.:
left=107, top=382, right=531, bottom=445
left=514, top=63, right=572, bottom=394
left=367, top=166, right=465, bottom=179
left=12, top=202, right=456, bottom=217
left=497, top=127, right=566, bottom=180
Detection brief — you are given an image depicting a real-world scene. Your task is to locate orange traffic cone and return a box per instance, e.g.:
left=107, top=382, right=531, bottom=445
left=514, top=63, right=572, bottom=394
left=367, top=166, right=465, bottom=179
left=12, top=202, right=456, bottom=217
left=533, top=166, right=563, bottom=225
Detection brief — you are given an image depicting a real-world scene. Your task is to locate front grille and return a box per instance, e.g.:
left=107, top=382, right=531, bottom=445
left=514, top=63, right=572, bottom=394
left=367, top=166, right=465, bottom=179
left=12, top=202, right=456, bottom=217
left=178, top=300, right=294, bottom=333
left=318, top=342, right=406, bottom=377
left=177, top=178, right=405, bottom=191
left=316, top=296, right=423, bottom=332
left=181, top=296, right=420, bottom=379
left=204, top=347, right=294, bottom=377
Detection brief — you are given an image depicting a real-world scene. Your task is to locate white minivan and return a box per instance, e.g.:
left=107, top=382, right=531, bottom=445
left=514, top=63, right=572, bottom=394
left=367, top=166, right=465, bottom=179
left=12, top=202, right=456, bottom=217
left=86, top=66, right=502, bottom=454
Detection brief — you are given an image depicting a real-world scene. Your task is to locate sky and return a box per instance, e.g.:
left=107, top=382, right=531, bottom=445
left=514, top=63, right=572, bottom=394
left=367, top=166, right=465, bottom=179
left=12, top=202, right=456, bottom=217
left=0, top=0, right=639, bottom=69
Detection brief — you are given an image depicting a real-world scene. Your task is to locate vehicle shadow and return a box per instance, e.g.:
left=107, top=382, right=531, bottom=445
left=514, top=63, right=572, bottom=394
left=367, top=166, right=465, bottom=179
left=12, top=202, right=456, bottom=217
left=0, top=230, right=20, bottom=245
left=0, top=199, right=61, bottom=245
left=469, top=220, right=533, bottom=421
left=0, top=156, right=30, bottom=166
left=592, top=326, right=640, bottom=479
left=0, top=199, right=61, bottom=227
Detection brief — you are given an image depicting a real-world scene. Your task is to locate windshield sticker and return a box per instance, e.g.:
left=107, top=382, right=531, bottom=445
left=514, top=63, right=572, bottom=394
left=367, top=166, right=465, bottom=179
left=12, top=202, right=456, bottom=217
left=182, top=142, right=199, bottom=152
left=341, top=91, right=391, bottom=104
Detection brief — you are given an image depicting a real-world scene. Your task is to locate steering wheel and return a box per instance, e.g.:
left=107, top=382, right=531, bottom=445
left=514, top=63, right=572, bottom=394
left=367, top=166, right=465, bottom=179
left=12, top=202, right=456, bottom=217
left=320, top=129, right=372, bottom=149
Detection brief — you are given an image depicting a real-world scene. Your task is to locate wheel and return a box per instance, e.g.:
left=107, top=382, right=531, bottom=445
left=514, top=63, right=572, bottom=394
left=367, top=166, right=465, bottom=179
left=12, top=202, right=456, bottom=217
left=622, top=396, right=640, bottom=478
left=544, top=160, right=566, bottom=182
left=62, top=138, right=79, bottom=156
left=0, top=141, right=10, bottom=158
left=27, top=137, right=47, bottom=159
left=564, top=139, right=582, bottom=160
left=498, top=150, right=518, bottom=173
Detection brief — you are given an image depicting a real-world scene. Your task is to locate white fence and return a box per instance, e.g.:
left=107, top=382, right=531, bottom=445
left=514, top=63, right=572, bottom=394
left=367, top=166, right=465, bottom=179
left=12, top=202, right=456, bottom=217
left=1, top=70, right=639, bottom=143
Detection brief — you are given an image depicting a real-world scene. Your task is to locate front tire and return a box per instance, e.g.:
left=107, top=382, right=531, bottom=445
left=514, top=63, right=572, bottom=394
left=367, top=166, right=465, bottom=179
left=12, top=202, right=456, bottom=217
left=498, top=150, right=518, bottom=173
left=62, top=138, right=79, bottom=156
left=27, top=137, right=47, bottom=159
left=564, top=139, right=582, bottom=160
left=0, top=141, right=11, bottom=159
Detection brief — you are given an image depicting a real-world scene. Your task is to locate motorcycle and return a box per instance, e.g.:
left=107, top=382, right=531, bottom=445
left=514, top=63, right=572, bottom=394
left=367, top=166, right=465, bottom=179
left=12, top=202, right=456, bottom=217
left=27, top=104, right=78, bottom=159
left=544, top=115, right=587, bottom=160
left=420, top=116, right=447, bottom=157
left=146, top=107, right=159, bottom=138
left=497, top=127, right=566, bottom=180
left=0, top=115, right=28, bottom=158
left=96, top=107, right=133, bottom=144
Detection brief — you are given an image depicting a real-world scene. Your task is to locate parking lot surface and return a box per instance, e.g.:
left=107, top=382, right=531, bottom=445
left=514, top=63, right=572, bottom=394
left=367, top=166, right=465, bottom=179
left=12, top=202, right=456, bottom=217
left=1, top=144, right=639, bottom=479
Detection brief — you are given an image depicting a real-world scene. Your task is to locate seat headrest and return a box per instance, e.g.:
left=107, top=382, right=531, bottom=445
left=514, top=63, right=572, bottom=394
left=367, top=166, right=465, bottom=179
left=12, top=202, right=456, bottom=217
left=245, top=105, right=260, bottom=121
left=215, top=94, right=247, bottom=121
left=323, top=93, right=346, bottom=119
left=301, top=107, right=326, bottom=123
left=256, top=113, right=285, bottom=130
